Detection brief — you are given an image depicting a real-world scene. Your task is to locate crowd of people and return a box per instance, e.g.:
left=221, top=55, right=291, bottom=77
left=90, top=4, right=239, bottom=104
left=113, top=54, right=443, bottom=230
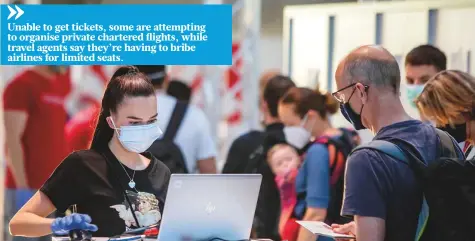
left=2, top=43, right=474, bottom=241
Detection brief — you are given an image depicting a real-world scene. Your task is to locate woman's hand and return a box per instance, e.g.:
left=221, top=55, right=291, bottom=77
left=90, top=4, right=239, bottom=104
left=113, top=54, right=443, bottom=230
left=51, top=213, right=98, bottom=235
left=331, top=221, right=356, bottom=240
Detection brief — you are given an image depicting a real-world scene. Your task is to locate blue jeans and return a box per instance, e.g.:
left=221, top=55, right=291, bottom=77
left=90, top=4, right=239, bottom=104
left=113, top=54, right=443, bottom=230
left=4, top=189, right=51, bottom=241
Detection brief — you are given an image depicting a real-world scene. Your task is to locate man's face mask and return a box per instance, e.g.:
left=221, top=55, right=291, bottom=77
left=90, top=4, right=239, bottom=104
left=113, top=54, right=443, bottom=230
left=406, top=84, right=425, bottom=108
left=336, top=83, right=368, bottom=130
left=110, top=117, right=163, bottom=153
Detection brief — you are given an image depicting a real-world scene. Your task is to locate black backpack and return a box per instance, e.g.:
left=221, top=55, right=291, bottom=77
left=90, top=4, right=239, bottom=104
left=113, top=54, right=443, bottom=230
left=245, top=130, right=286, bottom=241
left=351, top=128, right=475, bottom=241
left=147, top=101, right=189, bottom=173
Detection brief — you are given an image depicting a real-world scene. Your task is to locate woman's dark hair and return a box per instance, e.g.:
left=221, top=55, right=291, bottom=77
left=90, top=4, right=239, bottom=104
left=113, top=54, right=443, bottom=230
left=280, top=87, right=339, bottom=119
left=263, top=75, right=296, bottom=117
left=90, top=66, right=156, bottom=150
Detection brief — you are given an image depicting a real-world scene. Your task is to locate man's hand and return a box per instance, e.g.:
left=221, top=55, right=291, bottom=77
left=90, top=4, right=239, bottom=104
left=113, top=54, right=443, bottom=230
left=332, top=221, right=356, bottom=240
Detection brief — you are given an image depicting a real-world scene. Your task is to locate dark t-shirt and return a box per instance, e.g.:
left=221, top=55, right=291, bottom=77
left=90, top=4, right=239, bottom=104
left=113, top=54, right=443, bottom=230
left=40, top=146, right=171, bottom=237
left=341, top=120, right=462, bottom=241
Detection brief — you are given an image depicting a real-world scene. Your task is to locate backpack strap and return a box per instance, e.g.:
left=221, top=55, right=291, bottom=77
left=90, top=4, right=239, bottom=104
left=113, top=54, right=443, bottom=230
left=163, top=101, right=188, bottom=141
left=351, top=140, right=407, bottom=162
left=434, top=128, right=459, bottom=158
left=315, top=137, right=345, bottom=186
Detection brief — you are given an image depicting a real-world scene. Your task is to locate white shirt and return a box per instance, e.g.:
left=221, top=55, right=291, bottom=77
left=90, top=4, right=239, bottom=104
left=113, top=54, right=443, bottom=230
left=156, top=92, right=217, bottom=173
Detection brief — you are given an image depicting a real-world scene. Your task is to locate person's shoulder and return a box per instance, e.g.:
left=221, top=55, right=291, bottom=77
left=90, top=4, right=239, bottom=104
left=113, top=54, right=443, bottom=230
left=65, top=149, right=104, bottom=165
left=302, top=143, right=331, bottom=165
left=5, top=69, right=38, bottom=91
left=347, top=145, right=384, bottom=168
left=307, top=142, right=329, bottom=154
left=233, top=130, right=265, bottom=144
left=11, top=69, right=39, bottom=82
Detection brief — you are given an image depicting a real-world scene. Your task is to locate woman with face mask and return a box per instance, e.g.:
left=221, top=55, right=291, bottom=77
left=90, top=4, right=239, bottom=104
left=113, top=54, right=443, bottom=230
left=8, top=66, right=169, bottom=238
left=278, top=87, right=360, bottom=241
left=415, top=70, right=475, bottom=159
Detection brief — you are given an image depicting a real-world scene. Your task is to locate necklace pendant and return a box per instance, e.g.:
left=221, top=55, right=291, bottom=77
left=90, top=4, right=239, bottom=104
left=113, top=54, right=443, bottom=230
left=128, top=181, right=136, bottom=189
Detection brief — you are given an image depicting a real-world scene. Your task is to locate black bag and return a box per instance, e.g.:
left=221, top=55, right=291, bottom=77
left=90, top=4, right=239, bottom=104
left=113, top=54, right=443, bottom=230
left=147, top=101, right=189, bottom=174
left=351, top=128, right=475, bottom=241
left=245, top=130, right=286, bottom=241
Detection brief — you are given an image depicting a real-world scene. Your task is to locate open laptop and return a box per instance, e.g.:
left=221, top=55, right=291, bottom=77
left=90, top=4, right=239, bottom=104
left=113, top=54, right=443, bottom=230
left=157, top=174, right=262, bottom=241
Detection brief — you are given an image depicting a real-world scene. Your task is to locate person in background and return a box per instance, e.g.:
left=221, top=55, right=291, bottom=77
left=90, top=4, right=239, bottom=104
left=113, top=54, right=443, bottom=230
left=405, top=45, right=447, bottom=106
left=223, top=74, right=296, bottom=241
left=65, top=101, right=100, bottom=151
left=9, top=66, right=170, bottom=238
left=267, top=143, right=301, bottom=241
left=330, top=45, right=463, bottom=241
left=415, top=70, right=475, bottom=159
left=405, top=45, right=469, bottom=146
left=259, top=70, right=281, bottom=126
left=166, top=79, right=192, bottom=102
left=223, top=73, right=293, bottom=174
left=135, top=65, right=217, bottom=173
left=3, top=66, right=71, bottom=241
left=278, top=87, right=357, bottom=241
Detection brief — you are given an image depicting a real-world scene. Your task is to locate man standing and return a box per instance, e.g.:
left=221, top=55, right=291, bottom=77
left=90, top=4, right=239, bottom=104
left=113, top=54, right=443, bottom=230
left=223, top=74, right=296, bottom=241
left=405, top=45, right=468, bottom=147
left=405, top=45, right=446, bottom=109
left=3, top=66, right=71, bottom=241
left=135, top=65, right=217, bottom=173
left=331, top=46, right=462, bottom=241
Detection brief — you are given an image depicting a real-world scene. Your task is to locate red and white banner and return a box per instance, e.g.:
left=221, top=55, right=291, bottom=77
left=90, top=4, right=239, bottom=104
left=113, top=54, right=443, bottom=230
left=224, top=43, right=243, bottom=126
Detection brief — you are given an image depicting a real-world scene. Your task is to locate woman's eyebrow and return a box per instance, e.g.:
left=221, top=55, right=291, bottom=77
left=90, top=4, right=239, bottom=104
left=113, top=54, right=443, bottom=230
left=127, top=116, right=142, bottom=120
left=149, top=113, right=158, bottom=119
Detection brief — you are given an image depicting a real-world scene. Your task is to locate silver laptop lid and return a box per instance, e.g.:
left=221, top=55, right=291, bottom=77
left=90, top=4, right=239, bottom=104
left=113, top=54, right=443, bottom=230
left=158, top=174, right=262, bottom=241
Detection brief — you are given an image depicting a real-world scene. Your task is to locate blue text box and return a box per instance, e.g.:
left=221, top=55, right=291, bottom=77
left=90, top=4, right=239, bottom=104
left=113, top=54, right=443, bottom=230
left=0, top=4, right=232, bottom=65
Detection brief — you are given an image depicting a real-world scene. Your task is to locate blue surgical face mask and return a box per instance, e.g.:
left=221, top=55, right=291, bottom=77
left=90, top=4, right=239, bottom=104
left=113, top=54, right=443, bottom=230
left=406, top=84, right=425, bottom=108
left=111, top=118, right=163, bottom=153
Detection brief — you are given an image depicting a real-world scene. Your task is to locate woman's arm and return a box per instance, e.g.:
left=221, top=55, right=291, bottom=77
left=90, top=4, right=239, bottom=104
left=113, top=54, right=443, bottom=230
left=9, top=191, right=56, bottom=237
left=10, top=152, right=91, bottom=237
left=297, top=207, right=328, bottom=241
left=297, top=144, right=331, bottom=241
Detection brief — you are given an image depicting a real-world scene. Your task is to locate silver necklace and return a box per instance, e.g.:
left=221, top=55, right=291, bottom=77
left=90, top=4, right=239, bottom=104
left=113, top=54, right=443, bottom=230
left=118, top=162, right=136, bottom=189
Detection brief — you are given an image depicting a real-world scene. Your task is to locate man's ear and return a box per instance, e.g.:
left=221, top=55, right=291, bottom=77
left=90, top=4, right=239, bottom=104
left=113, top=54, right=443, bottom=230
left=356, top=83, right=368, bottom=104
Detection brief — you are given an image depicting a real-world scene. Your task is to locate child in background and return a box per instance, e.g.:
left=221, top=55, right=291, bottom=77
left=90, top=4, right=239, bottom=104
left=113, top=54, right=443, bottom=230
left=267, top=144, right=302, bottom=241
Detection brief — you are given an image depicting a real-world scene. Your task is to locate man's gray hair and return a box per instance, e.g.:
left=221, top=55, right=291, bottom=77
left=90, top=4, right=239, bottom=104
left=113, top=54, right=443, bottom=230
left=342, top=55, right=401, bottom=94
